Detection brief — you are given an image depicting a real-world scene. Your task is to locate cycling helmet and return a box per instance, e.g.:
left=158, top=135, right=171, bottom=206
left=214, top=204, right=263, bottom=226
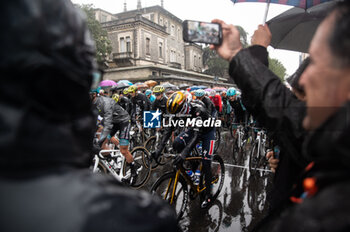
left=145, top=89, right=152, bottom=96
left=153, top=85, right=165, bottom=93
left=226, top=87, right=237, bottom=97
left=123, top=88, right=129, bottom=95
left=112, top=93, right=119, bottom=103
left=167, top=91, right=191, bottom=114
left=194, top=89, right=205, bottom=98
left=128, top=85, right=138, bottom=93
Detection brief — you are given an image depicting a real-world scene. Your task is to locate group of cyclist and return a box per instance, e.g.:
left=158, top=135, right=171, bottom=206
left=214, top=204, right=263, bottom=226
left=90, top=82, right=250, bottom=208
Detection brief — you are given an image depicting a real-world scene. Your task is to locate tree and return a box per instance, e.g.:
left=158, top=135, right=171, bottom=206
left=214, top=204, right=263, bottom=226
left=268, top=57, right=287, bottom=81
left=76, top=4, right=112, bottom=65
left=202, top=26, right=248, bottom=78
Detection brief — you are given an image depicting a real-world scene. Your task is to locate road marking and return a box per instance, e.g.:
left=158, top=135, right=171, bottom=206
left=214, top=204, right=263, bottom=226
left=213, top=161, right=272, bottom=173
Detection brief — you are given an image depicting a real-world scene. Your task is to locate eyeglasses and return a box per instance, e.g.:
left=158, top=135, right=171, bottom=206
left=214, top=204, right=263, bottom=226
left=155, top=93, right=162, bottom=96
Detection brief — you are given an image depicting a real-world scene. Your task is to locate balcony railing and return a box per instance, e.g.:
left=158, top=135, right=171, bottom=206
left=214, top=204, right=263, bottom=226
left=113, top=52, right=133, bottom=60
left=169, top=62, right=181, bottom=69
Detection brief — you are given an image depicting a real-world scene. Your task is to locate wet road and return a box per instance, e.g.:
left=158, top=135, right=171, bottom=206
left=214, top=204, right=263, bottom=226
left=143, top=129, right=274, bottom=232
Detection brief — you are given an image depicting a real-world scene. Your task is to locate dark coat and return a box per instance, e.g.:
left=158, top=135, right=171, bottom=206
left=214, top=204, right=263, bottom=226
left=229, top=46, right=309, bottom=211
left=0, top=0, right=179, bottom=231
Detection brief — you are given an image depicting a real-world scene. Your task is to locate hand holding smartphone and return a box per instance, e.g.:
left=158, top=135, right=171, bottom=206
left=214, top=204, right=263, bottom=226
left=182, top=20, right=222, bottom=45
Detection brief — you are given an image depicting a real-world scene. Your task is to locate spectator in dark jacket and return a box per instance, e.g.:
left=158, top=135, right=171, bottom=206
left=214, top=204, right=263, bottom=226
left=211, top=1, right=350, bottom=231
left=0, top=1, right=179, bottom=232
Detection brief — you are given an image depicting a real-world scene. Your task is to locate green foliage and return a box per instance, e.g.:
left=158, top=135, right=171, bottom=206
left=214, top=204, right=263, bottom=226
left=76, top=4, right=112, bottom=64
left=268, top=57, right=287, bottom=81
left=202, top=26, right=248, bottom=77
left=202, top=46, right=228, bottom=77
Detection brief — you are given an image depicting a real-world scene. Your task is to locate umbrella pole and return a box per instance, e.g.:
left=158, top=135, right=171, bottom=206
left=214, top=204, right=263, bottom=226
left=262, top=0, right=271, bottom=25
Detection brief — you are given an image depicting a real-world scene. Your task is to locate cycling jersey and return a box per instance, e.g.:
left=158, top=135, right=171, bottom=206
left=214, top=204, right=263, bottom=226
left=93, top=96, right=130, bottom=145
left=131, top=93, right=151, bottom=118
left=229, top=97, right=246, bottom=123
left=200, top=96, right=217, bottom=117
left=151, top=95, right=168, bottom=114
left=119, top=95, right=132, bottom=115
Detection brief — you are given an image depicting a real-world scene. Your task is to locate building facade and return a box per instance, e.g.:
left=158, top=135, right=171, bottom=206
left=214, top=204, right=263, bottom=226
left=94, top=4, right=233, bottom=87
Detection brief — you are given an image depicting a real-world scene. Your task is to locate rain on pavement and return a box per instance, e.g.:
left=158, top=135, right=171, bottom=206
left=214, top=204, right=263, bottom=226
left=143, top=129, right=274, bottom=232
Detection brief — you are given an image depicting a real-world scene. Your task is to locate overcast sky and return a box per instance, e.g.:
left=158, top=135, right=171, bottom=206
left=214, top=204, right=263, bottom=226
left=71, top=0, right=302, bottom=76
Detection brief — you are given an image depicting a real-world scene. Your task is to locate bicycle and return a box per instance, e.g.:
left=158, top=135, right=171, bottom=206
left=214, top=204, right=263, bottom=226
left=92, top=145, right=152, bottom=189
left=129, top=117, right=151, bottom=150
left=144, top=129, right=174, bottom=169
left=231, top=123, right=247, bottom=162
left=248, top=128, right=269, bottom=176
left=150, top=146, right=225, bottom=220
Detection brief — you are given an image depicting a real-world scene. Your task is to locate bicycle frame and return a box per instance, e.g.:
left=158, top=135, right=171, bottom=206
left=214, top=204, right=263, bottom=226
left=92, top=149, right=131, bottom=182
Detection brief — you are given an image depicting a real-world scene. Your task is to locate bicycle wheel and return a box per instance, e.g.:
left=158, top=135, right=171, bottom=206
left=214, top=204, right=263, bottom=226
left=123, top=146, right=151, bottom=189
left=214, top=130, right=220, bottom=153
left=144, top=136, right=164, bottom=169
left=249, top=142, right=266, bottom=175
left=209, top=155, right=225, bottom=200
left=150, top=171, right=188, bottom=221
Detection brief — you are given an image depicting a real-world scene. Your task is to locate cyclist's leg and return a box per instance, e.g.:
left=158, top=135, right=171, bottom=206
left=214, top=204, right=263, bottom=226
left=200, top=128, right=215, bottom=207
left=172, top=129, right=194, bottom=153
left=201, top=129, right=215, bottom=190
left=118, top=121, right=133, bottom=163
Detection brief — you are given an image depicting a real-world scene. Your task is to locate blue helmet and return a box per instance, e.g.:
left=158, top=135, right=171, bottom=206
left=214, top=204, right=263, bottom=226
left=145, top=89, right=152, bottom=96
left=226, top=87, right=237, bottom=97
left=194, top=89, right=205, bottom=97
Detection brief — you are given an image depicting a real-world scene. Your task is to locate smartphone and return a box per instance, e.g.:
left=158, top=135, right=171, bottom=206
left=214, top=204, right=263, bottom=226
left=183, top=20, right=222, bottom=45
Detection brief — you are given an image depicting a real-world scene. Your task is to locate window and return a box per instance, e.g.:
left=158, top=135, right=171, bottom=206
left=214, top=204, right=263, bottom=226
left=198, top=56, right=201, bottom=66
left=120, top=37, right=125, bottom=52
left=146, top=38, right=150, bottom=55
left=171, top=25, right=175, bottom=36
left=159, top=18, right=163, bottom=26
left=126, top=37, right=131, bottom=52
left=150, top=14, right=155, bottom=22
left=101, top=14, right=107, bottom=23
left=170, top=50, right=176, bottom=62
left=165, top=21, right=168, bottom=32
left=159, top=42, right=163, bottom=58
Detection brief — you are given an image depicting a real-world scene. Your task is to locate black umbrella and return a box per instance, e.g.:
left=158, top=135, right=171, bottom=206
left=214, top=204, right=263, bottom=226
left=161, top=82, right=179, bottom=90
left=267, top=1, right=337, bottom=53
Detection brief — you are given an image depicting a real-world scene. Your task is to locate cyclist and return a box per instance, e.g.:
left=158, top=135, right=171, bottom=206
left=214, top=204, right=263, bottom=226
left=145, top=89, right=156, bottom=104
left=119, top=88, right=133, bottom=115
left=153, top=91, right=216, bottom=208
left=194, top=89, right=217, bottom=117
left=209, top=90, right=222, bottom=115
left=91, top=90, right=139, bottom=178
left=128, top=85, right=151, bottom=123
left=151, top=85, right=168, bottom=114
left=227, top=87, right=246, bottom=124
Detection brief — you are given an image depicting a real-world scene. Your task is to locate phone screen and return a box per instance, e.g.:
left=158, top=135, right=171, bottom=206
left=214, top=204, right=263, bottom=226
left=183, top=20, right=222, bottom=45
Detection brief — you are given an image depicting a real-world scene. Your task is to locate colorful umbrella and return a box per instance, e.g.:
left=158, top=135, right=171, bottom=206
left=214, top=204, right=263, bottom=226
left=117, top=80, right=133, bottom=86
left=231, top=0, right=333, bottom=24
left=145, top=80, right=157, bottom=87
left=99, top=80, right=117, bottom=87
left=162, top=82, right=179, bottom=90
left=134, top=82, right=149, bottom=89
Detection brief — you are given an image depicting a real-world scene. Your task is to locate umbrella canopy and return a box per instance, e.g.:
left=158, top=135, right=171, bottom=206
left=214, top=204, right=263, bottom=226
left=145, top=80, right=157, bottom=87
left=213, top=87, right=227, bottom=92
left=232, top=0, right=332, bottom=9
left=162, top=82, right=178, bottom=90
left=179, top=83, right=190, bottom=89
left=190, top=85, right=208, bottom=91
left=232, top=0, right=333, bottom=24
left=99, top=80, right=117, bottom=87
left=134, top=82, right=149, bottom=89
left=110, top=82, right=130, bottom=91
left=267, top=1, right=337, bottom=53
left=117, top=80, right=133, bottom=86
